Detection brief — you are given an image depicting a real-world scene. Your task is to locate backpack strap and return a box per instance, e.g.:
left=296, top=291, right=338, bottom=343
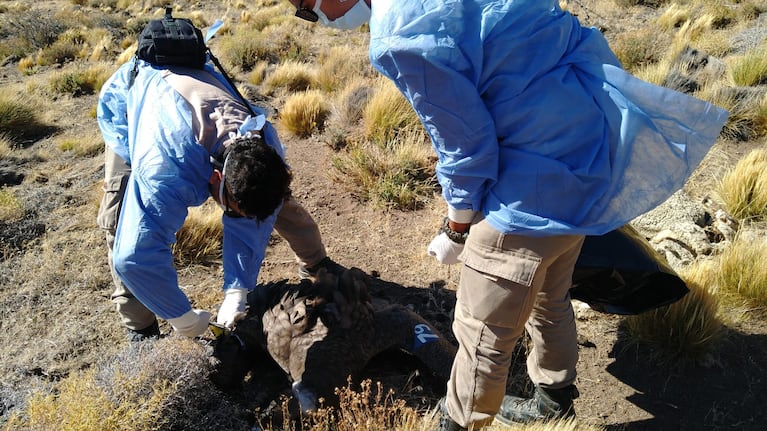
left=207, top=50, right=257, bottom=118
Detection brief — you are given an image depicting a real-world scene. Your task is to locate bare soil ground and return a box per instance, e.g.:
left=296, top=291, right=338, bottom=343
left=1, top=1, right=767, bottom=430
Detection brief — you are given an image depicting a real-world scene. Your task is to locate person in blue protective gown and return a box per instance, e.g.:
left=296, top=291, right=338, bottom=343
left=97, top=56, right=342, bottom=343
left=283, top=0, right=728, bottom=428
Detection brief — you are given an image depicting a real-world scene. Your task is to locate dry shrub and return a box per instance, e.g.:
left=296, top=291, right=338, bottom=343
left=363, top=77, right=422, bottom=145
left=49, top=63, right=111, bottom=97
left=280, top=90, right=331, bottom=137
left=172, top=201, right=224, bottom=264
left=263, top=60, right=318, bottom=93
left=0, top=9, right=68, bottom=55
left=611, top=27, right=665, bottom=72
left=4, top=338, right=249, bottom=431
left=216, top=21, right=311, bottom=70
left=486, top=417, right=605, bottom=431
left=295, top=379, right=423, bottom=431
left=715, top=233, right=767, bottom=308
left=0, top=188, right=24, bottom=222
left=716, top=147, right=767, bottom=221
left=623, top=259, right=724, bottom=365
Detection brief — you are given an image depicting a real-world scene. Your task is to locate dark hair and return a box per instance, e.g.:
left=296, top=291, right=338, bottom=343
left=224, top=136, right=292, bottom=221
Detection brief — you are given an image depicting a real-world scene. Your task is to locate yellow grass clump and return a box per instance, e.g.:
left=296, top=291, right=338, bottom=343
left=623, top=259, right=724, bottom=364
left=316, top=44, right=374, bottom=93
left=263, top=60, right=318, bottom=93
left=716, top=147, right=767, bottom=221
left=657, top=3, right=691, bottom=30
left=172, top=200, right=224, bottom=264
left=280, top=89, right=331, bottom=137
left=714, top=234, right=767, bottom=308
left=0, top=93, right=46, bottom=143
left=363, top=77, right=422, bottom=145
left=727, top=41, right=767, bottom=87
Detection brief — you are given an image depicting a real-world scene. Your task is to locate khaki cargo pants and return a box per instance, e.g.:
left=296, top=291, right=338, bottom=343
left=97, top=147, right=327, bottom=330
left=444, top=218, right=584, bottom=428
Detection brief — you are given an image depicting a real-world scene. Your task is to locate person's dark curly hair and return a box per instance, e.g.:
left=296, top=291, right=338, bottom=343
left=224, top=136, right=292, bottom=221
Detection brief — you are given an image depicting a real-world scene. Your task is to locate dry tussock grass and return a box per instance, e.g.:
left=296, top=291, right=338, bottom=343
left=331, top=126, right=436, bottom=210
left=316, top=44, right=375, bottom=93
left=623, top=259, right=724, bottom=365
left=727, top=40, right=767, bottom=86
left=172, top=201, right=224, bottom=265
left=263, top=60, right=318, bottom=93
left=363, top=77, right=422, bottom=145
left=280, top=89, right=331, bottom=137
left=716, top=147, right=767, bottom=220
left=0, top=92, right=47, bottom=144
left=715, top=233, right=767, bottom=308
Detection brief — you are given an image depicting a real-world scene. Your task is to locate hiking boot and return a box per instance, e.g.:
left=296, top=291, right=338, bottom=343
left=438, top=398, right=467, bottom=431
left=495, top=384, right=579, bottom=425
left=297, top=256, right=344, bottom=280
left=127, top=320, right=160, bottom=343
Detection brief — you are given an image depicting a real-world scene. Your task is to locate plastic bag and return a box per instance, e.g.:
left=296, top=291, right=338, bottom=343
left=571, top=225, right=689, bottom=315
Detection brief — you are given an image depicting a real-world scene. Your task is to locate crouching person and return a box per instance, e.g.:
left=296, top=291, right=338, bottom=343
left=96, top=53, right=338, bottom=342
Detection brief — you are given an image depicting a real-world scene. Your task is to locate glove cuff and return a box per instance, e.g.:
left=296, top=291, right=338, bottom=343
left=168, top=309, right=211, bottom=337
left=224, top=286, right=249, bottom=302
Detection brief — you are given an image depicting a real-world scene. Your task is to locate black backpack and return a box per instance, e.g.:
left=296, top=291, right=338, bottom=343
left=136, top=6, right=207, bottom=69
left=128, top=6, right=256, bottom=117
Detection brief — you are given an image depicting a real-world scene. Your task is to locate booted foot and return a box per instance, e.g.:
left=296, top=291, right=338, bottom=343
left=438, top=398, right=467, bottom=431
left=495, top=385, right=579, bottom=425
left=297, top=256, right=344, bottom=280
left=127, top=320, right=160, bottom=343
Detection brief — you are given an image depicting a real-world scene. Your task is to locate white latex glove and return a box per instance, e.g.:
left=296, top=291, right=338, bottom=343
left=168, top=309, right=211, bottom=338
left=216, top=287, right=249, bottom=329
left=427, top=232, right=464, bottom=265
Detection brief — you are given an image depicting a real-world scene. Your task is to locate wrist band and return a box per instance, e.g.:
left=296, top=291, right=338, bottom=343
left=440, top=217, right=470, bottom=244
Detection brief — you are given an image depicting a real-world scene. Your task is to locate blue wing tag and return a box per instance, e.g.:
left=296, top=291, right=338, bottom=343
left=412, top=323, right=440, bottom=350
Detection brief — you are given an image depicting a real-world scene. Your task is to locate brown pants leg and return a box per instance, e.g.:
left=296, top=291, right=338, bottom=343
left=273, top=196, right=327, bottom=268
left=97, top=148, right=156, bottom=331
left=445, top=219, right=584, bottom=428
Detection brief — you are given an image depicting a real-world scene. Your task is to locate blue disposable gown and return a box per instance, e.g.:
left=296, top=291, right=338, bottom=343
left=97, top=60, right=285, bottom=320
left=369, top=0, right=729, bottom=235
